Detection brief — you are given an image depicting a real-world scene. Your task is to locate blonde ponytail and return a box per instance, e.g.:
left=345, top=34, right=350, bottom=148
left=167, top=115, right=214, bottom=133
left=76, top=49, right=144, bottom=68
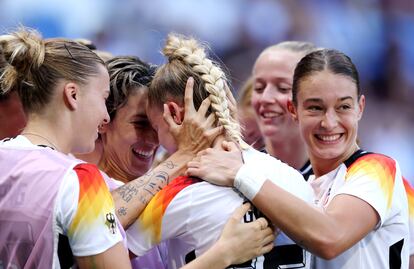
left=163, top=34, right=248, bottom=149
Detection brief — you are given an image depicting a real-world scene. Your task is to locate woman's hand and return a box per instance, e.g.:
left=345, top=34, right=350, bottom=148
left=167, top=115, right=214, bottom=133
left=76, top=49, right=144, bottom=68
left=214, top=203, right=275, bottom=265
left=163, top=77, right=223, bottom=155
left=181, top=203, right=275, bottom=269
left=187, top=141, right=243, bottom=186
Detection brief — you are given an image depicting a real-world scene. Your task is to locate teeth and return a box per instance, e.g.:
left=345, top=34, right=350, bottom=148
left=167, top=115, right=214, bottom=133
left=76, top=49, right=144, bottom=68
left=262, top=112, right=280, bottom=118
left=132, top=148, right=154, bottom=157
left=317, top=134, right=341, bottom=142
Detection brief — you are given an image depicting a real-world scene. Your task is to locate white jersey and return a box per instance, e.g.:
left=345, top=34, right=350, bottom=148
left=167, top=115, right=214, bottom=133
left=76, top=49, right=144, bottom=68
left=402, top=178, right=414, bottom=256
left=127, top=147, right=314, bottom=269
left=308, top=150, right=409, bottom=269
left=1, top=136, right=123, bottom=267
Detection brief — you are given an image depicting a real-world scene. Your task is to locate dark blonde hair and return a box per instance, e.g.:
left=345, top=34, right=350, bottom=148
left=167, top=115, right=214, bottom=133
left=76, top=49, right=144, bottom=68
left=263, top=41, right=316, bottom=55
left=238, top=76, right=254, bottom=109
left=149, top=33, right=246, bottom=148
left=292, top=49, right=361, bottom=106
left=0, top=28, right=105, bottom=113
left=106, top=56, right=156, bottom=119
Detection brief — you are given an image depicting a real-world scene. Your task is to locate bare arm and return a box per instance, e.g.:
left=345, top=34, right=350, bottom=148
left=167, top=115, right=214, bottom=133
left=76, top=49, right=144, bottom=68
left=112, top=150, right=194, bottom=228
left=112, top=77, right=222, bottom=228
left=76, top=242, right=132, bottom=269
left=182, top=203, right=275, bottom=269
left=254, top=181, right=378, bottom=259
left=187, top=142, right=379, bottom=259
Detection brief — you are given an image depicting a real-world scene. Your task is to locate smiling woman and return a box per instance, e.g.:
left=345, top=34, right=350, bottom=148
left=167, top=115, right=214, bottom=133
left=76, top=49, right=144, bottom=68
left=99, top=56, right=158, bottom=183
left=187, top=48, right=410, bottom=269
left=251, top=41, right=316, bottom=178
left=0, top=27, right=131, bottom=268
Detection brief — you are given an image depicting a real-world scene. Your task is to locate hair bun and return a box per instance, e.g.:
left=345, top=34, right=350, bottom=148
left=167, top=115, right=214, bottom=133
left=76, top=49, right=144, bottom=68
left=2, top=28, right=45, bottom=73
left=0, top=28, right=45, bottom=94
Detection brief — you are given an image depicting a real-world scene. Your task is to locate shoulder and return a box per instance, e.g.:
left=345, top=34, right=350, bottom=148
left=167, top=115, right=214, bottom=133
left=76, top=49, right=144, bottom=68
left=345, top=151, right=397, bottom=180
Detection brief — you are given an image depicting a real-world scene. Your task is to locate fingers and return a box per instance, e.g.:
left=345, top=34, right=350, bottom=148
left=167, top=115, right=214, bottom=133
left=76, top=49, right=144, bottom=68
left=260, top=242, right=274, bottom=256
left=230, top=203, right=251, bottom=220
left=203, top=113, right=216, bottom=129
left=187, top=160, right=200, bottom=170
left=262, top=232, right=276, bottom=246
left=255, top=217, right=269, bottom=231
left=198, top=97, right=211, bottom=118
left=184, top=77, right=195, bottom=113
left=163, top=103, right=177, bottom=128
left=221, top=141, right=239, bottom=152
left=204, top=126, right=223, bottom=142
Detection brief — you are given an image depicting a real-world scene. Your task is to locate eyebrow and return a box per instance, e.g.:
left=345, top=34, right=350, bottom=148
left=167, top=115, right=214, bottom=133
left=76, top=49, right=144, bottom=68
left=304, top=96, right=354, bottom=103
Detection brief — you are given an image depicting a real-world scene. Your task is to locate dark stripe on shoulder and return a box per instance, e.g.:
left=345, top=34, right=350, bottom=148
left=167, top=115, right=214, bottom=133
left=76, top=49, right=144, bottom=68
left=344, top=149, right=372, bottom=168
left=299, top=160, right=313, bottom=181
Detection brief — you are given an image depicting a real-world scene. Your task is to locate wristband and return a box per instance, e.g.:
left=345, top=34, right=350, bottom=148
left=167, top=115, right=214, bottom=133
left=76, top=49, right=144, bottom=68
left=234, top=161, right=267, bottom=200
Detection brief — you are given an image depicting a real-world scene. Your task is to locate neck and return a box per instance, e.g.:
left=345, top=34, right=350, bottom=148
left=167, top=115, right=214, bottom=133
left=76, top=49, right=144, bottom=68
left=264, top=136, right=308, bottom=170
left=22, top=115, right=69, bottom=154
left=75, top=139, right=103, bottom=165
left=99, top=153, right=134, bottom=184
left=310, top=143, right=360, bottom=178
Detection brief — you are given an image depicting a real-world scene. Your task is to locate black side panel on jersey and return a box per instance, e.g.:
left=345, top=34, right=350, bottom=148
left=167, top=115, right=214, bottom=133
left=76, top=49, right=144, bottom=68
left=389, top=239, right=404, bottom=269
left=229, top=205, right=307, bottom=268
left=185, top=250, right=196, bottom=264
left=344, top=149, right=372, bottom=168
left=264, top=244, right=305, bottom=268
left=58, top=234, right=74, bottom=269
left=299, top=160, right=313, bottom=181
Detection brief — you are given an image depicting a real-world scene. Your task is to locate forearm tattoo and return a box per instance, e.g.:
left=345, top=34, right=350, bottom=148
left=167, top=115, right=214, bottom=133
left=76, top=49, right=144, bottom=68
left=116, top=184, right=138, bottom=203
left=117, top=206, right=127, bottom=216
left=163, top=160, right=177, bottom=169
left=115, top=164, right=172, bottom=205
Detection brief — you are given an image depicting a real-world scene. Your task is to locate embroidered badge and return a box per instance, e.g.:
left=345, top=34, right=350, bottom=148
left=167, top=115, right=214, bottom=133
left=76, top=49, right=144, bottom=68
left=105, top=212, right=117, bottom=234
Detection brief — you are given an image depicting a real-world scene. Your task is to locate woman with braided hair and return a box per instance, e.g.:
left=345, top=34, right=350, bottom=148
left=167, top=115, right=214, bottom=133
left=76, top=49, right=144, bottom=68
left=125, top=33, right=314, bottom=269
left=0, top=28, right=270, bottom=269
left=72, top=55, right=278, bottom=269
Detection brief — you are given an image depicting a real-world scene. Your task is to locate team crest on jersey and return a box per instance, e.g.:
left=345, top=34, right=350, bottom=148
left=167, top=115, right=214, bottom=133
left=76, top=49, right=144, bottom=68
left=105, top=212, right=117, bottom=234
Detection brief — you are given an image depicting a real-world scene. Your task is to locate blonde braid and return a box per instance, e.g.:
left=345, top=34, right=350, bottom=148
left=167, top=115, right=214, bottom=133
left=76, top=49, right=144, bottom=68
left=163, top=34, right=248, bottom=149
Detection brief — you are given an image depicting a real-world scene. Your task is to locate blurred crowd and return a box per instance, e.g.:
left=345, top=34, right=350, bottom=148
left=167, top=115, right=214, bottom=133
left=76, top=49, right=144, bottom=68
left=1, top=0, right=413, bottom=179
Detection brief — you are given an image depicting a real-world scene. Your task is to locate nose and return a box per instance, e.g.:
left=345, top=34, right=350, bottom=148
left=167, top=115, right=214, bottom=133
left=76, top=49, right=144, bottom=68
left=321, top=109, right=338, bottom=130
left=261, top=86, right=276, bottom=103
left=260, top=85, right=286, bottom=106
left=102, top=110, right=110, bottom=125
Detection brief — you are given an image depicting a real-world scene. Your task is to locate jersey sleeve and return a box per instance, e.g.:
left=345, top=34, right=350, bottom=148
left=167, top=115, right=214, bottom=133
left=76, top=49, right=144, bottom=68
left=242, top=148, right=314, bottom=203
left=403, top=178, right=414, bottom=255
left=126, top=176, right=241, bottom=257
left=126, top=176, right=195, bottom=256
left=56, top=163, right=123, bottom=256
left=334, top=154, right=398, bottom=226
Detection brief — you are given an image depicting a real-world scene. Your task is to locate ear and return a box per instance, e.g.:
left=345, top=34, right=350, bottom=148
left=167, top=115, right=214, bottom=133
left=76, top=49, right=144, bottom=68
left=166, top=101, right=185, bottom=124
left=357, top=94, right=365, bottom=120
left=63, top=82, right=80, bottom=111
left=98, top=122, right=110, bottom=134
left=287, top=100, right=298, bottom=122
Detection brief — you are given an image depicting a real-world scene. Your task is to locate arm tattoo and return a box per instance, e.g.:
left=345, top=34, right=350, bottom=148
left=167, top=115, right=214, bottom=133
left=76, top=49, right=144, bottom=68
left=163, top=160, right=178, bottom=169
left=117, top=206, right=127, bottom=216
left=115, top=184, right=138, bottom=203
left=144, top=171, right=169, bottom=195
left=115, top=169, right=170, bottom=205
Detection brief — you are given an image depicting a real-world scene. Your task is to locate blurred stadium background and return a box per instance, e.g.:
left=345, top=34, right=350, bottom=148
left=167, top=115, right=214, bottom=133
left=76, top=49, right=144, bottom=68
left=1, top=0, right=413, bottom=180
